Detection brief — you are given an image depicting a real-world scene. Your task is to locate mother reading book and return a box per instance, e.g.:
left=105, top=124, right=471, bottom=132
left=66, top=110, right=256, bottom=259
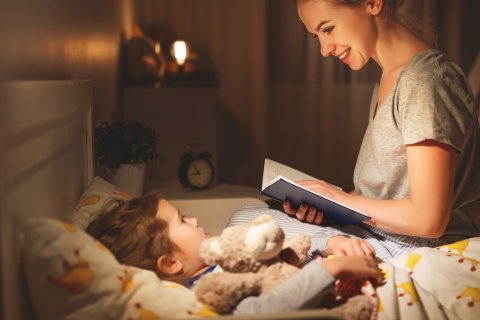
left=281, top=0, right=480, bottom=257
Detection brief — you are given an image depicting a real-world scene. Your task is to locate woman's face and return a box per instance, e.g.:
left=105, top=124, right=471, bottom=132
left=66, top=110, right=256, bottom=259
left=298, top=0, right=378, bottom=70
left=156, top=199, right=209, bottom=273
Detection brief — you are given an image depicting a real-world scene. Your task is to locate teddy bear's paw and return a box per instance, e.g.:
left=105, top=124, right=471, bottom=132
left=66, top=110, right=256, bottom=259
left=195, top=272, right=262, bottom=314
left=281, top=233, right=311, bottom=266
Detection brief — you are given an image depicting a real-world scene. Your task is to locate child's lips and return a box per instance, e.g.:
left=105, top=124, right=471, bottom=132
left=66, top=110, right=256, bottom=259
left=205, top=232, right=210, bottom=238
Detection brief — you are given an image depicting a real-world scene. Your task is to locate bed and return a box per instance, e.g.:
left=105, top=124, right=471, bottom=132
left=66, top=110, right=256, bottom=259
left=0, top=80, right=342, bottom=320
left=1, top=80, right=479, bottom=320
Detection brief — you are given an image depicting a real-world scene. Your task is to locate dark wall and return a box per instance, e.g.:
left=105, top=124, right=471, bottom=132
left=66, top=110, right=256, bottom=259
left=0, top=0, right=134, bottom=126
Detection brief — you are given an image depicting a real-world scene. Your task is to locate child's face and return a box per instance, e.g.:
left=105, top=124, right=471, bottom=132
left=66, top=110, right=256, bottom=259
left=156, top=199, right=210, bottom=273
left=298, top=0, right=377, bottom=70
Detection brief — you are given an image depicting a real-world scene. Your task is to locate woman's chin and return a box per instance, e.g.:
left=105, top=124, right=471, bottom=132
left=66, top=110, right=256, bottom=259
left=348, top=62, right=364, bottom=71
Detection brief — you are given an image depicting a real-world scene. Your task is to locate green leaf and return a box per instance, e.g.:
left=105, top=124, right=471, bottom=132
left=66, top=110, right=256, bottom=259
left=94, top=114, right=162, bottom=170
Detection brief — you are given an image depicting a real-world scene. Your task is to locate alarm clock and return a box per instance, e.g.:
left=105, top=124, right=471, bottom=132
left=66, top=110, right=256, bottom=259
left=178, top=150, right=214, bottom=191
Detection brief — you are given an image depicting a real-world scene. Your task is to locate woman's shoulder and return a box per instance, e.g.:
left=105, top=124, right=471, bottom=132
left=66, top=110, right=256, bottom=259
left=402, top=50, right=463, bottom=79
left=398, top=49, right=472, bottom=101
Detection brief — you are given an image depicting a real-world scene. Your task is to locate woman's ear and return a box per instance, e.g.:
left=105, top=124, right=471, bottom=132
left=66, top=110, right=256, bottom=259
left=157, top=255, right=183, bottom=275
left=366, top=0, right=383, bottom=16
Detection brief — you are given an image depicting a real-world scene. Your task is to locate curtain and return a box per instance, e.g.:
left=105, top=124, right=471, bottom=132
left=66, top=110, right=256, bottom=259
left=134, top=0, right=480, bottom=189
left=134, top=0, right=269, bottom=186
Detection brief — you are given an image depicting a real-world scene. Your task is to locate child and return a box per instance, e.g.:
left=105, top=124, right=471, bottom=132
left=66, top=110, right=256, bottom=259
left=86, top=194, right=382, bottom=315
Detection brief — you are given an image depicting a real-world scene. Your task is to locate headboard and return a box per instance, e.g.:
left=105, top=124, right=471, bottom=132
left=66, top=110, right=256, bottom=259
left=0, top=80, right=94, bottom=320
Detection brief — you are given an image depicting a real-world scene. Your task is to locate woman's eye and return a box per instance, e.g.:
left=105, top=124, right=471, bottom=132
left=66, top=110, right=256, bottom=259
left=312, top=34, right=318, bottom=39
left=323, top=26, right=334, bottom=34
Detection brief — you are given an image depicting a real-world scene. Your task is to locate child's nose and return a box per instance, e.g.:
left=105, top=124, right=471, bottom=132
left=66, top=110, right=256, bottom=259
left=186, top=217, right=198, bottom=227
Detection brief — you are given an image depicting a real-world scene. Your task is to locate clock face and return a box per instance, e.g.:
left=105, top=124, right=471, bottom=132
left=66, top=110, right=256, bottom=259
left=187, top=158, right=213, bottom=189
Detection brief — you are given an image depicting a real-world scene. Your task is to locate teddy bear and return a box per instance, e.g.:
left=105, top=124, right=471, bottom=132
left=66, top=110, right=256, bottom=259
left=194, top=214, right=373, bottom=319
left=194, top=214, right=310, bottom=313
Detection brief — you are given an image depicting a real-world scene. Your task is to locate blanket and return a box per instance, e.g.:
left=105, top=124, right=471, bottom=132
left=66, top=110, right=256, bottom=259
left=361, top=237, right=480, bottom=319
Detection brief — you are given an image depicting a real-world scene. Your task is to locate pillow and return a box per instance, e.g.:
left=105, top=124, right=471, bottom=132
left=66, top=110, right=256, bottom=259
left=72, top=176, right=133, bottom=230
left=23, top=218, right=218, bottom=320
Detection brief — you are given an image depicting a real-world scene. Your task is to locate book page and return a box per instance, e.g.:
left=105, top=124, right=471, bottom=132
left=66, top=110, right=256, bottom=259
left=262, top=159, right=318, bottom=190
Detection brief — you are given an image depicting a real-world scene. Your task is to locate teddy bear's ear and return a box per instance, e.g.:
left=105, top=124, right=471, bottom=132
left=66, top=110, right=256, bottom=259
left=199, top=237, right=224, bottom=265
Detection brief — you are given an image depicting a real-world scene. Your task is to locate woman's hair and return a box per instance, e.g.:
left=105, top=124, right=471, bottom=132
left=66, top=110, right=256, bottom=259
left=86, top=194, right=191, bottom=284
left=292, top=0, right=438, bottom=49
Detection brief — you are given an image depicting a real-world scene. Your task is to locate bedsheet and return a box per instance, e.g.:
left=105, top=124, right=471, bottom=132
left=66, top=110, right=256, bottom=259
left=362, top=237, right=480, bottom=319
left=228, top=206, right=440, bottom=260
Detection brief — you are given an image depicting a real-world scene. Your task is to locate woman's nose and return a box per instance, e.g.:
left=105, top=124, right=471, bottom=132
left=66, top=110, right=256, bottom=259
left=321, top=42, right=335, bottom=57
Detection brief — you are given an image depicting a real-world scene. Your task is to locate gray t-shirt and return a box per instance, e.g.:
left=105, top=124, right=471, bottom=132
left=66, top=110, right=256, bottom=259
left=354, top=49, right=480, bottom=244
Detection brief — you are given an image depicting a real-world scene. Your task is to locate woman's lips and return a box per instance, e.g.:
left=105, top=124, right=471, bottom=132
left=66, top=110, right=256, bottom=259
left=339, top=48, right=351, bottom=63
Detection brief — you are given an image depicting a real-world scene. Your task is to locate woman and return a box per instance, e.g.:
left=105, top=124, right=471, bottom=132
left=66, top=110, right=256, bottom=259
left=285, top=0, right=480, bottom=249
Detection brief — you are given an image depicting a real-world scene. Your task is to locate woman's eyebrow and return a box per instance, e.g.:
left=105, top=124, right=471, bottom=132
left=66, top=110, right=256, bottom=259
left=316, top=20, right=331, bottom=31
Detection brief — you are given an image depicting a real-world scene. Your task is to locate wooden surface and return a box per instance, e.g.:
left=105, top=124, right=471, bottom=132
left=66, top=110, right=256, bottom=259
left=0, top=80, right=94, bottom=320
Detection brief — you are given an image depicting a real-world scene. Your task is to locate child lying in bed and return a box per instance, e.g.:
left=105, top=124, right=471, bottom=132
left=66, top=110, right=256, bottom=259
left=86, top=194, right=382, bottom=315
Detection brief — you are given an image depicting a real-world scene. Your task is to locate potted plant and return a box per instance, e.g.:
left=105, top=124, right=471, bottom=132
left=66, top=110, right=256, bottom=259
left=94, top=114, right=161, bottom=197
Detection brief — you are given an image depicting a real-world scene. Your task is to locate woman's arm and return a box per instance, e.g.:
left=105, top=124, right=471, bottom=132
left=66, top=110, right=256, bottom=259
left=359, top=139, right=455, bottom=237
left=285, top=139, right=455, bottom=238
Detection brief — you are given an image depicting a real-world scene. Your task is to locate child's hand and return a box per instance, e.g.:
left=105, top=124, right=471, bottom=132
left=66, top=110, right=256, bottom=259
left=327, top=236, right=375, bottom=259
left=321, top=255, right=383, bottom=285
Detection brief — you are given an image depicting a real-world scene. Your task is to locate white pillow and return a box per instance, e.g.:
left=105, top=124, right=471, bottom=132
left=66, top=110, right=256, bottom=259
left=23, top=218, right=218, bottom=320
left=72, top=176, right=133, bottom=230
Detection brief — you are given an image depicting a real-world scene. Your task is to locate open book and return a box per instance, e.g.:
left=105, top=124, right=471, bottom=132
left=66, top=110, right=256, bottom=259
left=260, top=158, right=370, bottom=226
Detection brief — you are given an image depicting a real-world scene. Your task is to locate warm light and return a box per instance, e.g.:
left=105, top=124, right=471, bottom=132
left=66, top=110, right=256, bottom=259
left=174, top=41, right=187, bottom=65
left=154, top=42, right=161, bottom=55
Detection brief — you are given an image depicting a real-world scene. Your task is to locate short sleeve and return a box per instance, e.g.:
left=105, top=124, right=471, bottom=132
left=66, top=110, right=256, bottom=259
left=396, top=55, right=475, bottom=154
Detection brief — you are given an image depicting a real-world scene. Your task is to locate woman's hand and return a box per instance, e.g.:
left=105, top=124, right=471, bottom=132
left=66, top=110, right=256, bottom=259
left=283, top=199, right=325, bottom=224
left=320, top=256, right=383, bottom=285
left=283, top=180, right=349, bottom=225
left=327, top=236, right=375, bottom=259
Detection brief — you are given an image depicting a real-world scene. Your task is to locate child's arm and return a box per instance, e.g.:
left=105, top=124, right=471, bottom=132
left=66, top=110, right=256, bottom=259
left=310, top=235, right=375, bottom=258
left=233, top=256, right=381, bottom=315
left=233, top=261, right=334, bottom=315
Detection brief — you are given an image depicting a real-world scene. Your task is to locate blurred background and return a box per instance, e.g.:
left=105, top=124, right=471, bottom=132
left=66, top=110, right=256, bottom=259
left=1, top=0, right=479, bottom=192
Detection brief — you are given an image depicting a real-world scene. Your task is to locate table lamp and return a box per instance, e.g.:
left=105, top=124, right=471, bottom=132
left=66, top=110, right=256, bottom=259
left=173, top=40, right=187, bottom=72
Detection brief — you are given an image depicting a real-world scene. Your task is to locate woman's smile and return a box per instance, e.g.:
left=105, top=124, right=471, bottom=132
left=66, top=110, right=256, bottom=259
left=338, top=48, right=351, bottom=60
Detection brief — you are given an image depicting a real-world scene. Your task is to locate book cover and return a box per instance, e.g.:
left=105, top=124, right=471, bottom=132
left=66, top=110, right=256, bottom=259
left=260, top=159, right=371, bottom=226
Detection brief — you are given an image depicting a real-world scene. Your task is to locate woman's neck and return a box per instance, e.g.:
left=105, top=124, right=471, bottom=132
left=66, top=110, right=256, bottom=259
left=371, top=19, right=432, bottom=75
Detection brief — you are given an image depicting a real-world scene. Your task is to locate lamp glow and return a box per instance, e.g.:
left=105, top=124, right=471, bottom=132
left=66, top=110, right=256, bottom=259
left=174, top=41, right=187, bottom=66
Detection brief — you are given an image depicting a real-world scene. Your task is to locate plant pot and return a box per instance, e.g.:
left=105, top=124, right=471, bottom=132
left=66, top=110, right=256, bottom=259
left=106, top=163, right=147, bottom=198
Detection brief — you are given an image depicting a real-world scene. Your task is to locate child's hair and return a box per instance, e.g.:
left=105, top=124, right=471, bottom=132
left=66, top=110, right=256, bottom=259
left=292, top=0, right=438, bottom=49
left=86, top=194, right=191, bottom=284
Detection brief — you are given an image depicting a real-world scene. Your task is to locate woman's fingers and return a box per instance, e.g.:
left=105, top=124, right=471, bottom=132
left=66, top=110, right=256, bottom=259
left=296, top=204, right=308, bottom=220
left=284, top=200, right=325, bottom=224
left=306, top=206, right=316, bottom=222
left=314, top=210, right=323, bottom=224
left=283, top=200, right=296, bottom=215
left=283, top=200, right=309, bottom=221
